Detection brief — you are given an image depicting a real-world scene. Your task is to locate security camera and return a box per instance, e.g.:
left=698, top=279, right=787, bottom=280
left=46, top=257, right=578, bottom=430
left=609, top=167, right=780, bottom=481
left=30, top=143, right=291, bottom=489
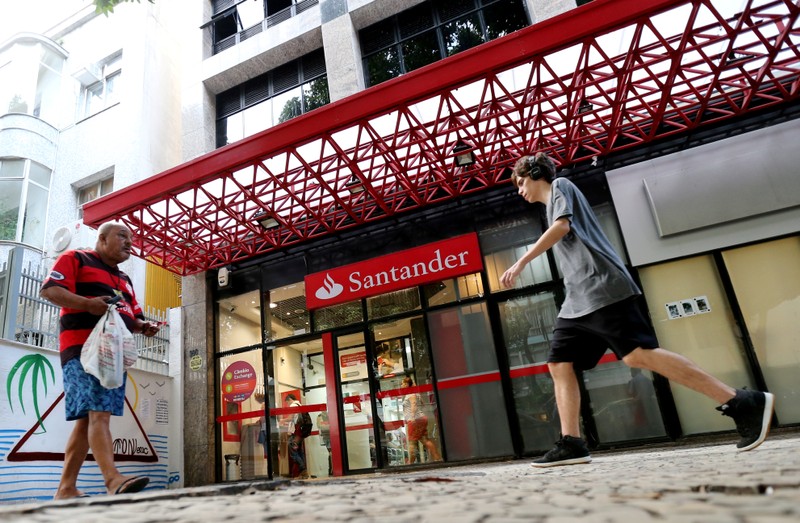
left=218, top=266, right=230, bottom=288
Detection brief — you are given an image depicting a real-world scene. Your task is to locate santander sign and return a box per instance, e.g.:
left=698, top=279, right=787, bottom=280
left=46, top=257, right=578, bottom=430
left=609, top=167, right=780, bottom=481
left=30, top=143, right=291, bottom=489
left=305, top=233, right=484, bottom=310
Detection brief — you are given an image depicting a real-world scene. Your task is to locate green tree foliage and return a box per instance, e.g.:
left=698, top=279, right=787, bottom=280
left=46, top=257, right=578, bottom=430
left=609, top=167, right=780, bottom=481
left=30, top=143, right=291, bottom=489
left=94, top=0, right=154, bottom=15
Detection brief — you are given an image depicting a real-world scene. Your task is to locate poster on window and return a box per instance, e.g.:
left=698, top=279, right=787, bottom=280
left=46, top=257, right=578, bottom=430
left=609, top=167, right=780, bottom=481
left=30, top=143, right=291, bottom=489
left=339, top=347, right=367, bottom=381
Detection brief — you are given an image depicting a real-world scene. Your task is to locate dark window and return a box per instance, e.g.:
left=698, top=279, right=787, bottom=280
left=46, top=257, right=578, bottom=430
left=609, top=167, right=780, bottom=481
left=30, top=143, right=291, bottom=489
left=215, top=49, right=330, bottom=147
left=402, top=30, right=442, bottom=73
left=360, top=0, right=530, bottom=87
left=483, top=0, right=528, bottom=39
left=266, top=0, right=293, bottom=16
left=212, top=10, right=239, bottom=51
left=442, top=13, right=483, bottom=57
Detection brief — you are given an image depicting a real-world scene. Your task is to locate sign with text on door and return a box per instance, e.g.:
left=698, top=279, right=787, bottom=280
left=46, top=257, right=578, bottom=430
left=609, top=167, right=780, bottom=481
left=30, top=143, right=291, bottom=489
left=305, top=233, right=484, bottom=310
left=340, top=347, right=367, bottom=381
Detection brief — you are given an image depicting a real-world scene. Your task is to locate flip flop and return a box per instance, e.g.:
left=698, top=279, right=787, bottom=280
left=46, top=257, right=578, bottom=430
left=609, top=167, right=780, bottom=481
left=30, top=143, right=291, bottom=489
left=114, top=476, right=149, bottom=495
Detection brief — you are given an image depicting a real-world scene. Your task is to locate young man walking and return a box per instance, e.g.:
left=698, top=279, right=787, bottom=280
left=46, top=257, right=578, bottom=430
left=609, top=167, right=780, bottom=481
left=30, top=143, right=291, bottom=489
left=500, top=153, right=775, bottom=467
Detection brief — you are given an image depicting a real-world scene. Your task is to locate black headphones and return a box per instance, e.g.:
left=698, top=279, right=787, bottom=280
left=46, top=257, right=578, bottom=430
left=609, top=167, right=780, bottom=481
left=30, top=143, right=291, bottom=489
left=527, top=156, right=543, bottom=180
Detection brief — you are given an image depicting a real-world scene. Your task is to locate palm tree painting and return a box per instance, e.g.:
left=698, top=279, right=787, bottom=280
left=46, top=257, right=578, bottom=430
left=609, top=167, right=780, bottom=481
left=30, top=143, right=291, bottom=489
left=6, top=354, right=56, bottom=433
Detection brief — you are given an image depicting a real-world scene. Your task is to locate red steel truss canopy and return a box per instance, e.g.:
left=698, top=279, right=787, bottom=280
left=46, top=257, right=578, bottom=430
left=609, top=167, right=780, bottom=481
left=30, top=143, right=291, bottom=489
left=83, top=0, right=800, bottom=275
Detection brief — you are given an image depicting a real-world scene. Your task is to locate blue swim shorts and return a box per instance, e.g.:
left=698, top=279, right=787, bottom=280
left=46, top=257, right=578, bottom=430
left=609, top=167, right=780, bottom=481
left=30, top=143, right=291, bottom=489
left=62, top=358, right=127, bottom=421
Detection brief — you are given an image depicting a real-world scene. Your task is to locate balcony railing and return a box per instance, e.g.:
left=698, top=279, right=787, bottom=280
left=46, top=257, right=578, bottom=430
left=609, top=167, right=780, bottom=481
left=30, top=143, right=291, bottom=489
left=0, top=246, right=170, bottom=376
left=212, top=0, right=319, bottom=55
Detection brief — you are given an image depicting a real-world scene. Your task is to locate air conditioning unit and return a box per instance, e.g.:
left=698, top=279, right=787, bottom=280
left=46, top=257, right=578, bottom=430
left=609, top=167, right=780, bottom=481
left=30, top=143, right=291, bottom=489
left=47, top=220, right=98, bottom=259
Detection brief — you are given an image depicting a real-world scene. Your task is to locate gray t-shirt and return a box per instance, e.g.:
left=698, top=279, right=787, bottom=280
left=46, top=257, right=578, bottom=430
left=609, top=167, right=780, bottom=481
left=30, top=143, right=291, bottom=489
left=547, top=177, right=640, bottom=318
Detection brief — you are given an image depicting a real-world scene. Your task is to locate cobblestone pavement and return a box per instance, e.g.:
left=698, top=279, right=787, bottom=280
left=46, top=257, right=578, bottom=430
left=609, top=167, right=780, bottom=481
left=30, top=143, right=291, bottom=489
left=2, top=432, right=798, bottom=522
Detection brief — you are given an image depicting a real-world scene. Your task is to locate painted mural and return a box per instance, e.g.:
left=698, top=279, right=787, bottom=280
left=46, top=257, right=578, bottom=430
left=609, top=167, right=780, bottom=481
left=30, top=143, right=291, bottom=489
left=0, top=342, right=179, bottom=504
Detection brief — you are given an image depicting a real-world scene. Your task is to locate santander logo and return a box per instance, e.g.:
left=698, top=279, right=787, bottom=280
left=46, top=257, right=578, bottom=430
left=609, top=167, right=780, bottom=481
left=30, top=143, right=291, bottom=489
left=314, top=273, right=344, bottom=301
left=305, top=233, right=483, bottom=310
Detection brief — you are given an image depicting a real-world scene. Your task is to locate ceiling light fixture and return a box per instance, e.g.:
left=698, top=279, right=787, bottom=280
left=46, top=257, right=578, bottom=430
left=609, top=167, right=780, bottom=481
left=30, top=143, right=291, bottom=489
left=253, top=210, right=279, bottom=230
left=346, top=175, right=365, bottom=194
left=452, top=140, right=476, bottom=168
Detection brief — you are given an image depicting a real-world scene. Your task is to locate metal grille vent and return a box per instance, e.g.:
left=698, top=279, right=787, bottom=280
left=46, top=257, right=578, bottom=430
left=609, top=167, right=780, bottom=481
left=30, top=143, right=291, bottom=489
left=398, top=4, right=434, bottom=39
left=302, top=49, right=326, bottom=80
left=438, top=0, right=477, bottom=24
left=361, top=20, right=396, bottom=54
left=273, top=62, right=299, bottom=94
left=217, top=89, right=242, bottom=118
left=244, top=74, right=271, bottom=107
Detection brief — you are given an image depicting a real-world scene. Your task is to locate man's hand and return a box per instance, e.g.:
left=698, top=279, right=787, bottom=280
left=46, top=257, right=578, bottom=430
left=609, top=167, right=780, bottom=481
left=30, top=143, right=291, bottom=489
left=139, top=321, right=161, bottom=337
left=500, top=263, right=522, bottom=288
left=86, top=296, right=113, bottom=316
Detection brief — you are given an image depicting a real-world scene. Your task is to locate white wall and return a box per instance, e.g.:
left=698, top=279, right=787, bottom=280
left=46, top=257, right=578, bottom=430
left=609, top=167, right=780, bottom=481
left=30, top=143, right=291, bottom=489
left=0, top=341, right=179, bottom=503
left=607, top=118, right=800, bottom=267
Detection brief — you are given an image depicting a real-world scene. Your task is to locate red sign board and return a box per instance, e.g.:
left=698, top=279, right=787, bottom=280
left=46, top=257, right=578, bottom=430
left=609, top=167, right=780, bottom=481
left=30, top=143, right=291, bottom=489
left=305, top=232, right=483, bottom=310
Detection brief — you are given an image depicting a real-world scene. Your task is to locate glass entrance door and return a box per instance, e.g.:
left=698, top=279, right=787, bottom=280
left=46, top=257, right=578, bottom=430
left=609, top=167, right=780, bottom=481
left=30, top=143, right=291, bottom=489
left=373, top=315, right=444, bottom=467
left=267, top=337, right=330, bottom=479
left=335, top=331, right=378, bottom=471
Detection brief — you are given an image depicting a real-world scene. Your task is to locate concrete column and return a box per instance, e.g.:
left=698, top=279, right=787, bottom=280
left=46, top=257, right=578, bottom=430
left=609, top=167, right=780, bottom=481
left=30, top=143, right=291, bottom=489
left=320, top=0, right=365, bottom=102
left=180, top=272, right=216, bottom=486
left=524, top=0, right=577, bottom=24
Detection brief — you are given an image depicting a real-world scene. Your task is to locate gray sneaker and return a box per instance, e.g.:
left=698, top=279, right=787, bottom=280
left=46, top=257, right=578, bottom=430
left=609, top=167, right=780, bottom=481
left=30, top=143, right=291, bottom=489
left=716, top=389, right=775, bottom=451
left=531, top=435, right=591, bottom=468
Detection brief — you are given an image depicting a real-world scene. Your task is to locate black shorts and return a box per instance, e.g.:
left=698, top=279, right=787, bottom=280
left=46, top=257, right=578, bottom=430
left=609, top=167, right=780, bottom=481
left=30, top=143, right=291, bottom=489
left=548, top=297, right=659, bottom=371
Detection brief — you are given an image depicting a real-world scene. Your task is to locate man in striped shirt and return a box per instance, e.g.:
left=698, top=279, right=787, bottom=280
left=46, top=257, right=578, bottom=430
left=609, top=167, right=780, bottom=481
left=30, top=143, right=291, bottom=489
left=41, top=221, right=160, bottom=499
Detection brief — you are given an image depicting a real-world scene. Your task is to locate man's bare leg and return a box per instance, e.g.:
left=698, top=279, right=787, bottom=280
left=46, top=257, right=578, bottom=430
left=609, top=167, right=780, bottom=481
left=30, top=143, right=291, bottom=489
left=549, top=362, right=582, bottom=437
left=623, top=347, right=735, bottom=404
left=54, top=418, right=89, bottom=500
left=87, top=411, right=128, bottom=494
left=532, top=362, right=592, bottom=467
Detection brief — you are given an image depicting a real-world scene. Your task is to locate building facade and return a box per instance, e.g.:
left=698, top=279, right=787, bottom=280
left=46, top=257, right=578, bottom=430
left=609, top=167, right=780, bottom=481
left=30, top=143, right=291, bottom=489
left=6, top=0, right=797, bottom=490
left=129, top=0, right=794, bottom=486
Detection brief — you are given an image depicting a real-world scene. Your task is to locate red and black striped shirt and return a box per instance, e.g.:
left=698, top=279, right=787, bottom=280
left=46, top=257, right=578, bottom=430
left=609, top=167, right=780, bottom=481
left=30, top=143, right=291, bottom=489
left=41, top=250, right=144, bottom=366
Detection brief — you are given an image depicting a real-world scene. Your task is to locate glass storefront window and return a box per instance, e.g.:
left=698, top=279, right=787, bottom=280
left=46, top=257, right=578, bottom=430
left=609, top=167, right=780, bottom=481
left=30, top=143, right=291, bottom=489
left=360, top=0, right=530, bottom=87
left=582, top=354, right=667, bottom=443
left=302, top=77, right=330, bottom=112
left=373, top=316, right=442, bottom=466
left=267, top=282, right=309, bottom=340
left=498, top=292, right=561, bottom=452
left=274, top=86, right=303, bottom=124
left=428, top=303, right=514, bottom=460
left=479, top=211, right=553, bottom=293
left=442, top=14, right=483, bottom=57
left=401, top=30, right=441, bottom=73
left=485, top=242, right=552, bottom=293
left=422, top=272, right=484, bottom=306
left=217, top=290, right=262, bottom=352
left=366, top=287, right=421, bottom=319
left=313, top=299, right=363, bottom=331
left=218, top=348, right=268, bottom=481
left=365, top=48, right=401, bottom=86
left=483, top=0, right=529, bottom=39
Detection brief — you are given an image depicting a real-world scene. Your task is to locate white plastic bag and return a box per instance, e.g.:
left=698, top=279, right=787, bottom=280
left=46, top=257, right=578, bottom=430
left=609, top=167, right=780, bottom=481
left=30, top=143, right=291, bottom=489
left=80, top=306, right=137, bottom=389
